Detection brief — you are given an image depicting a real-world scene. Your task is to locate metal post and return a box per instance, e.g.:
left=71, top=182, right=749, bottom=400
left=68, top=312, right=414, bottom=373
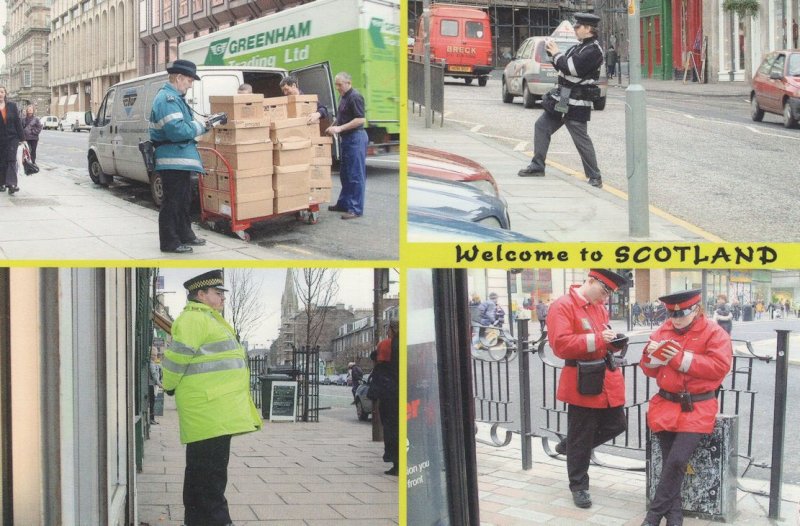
left=422, top=0, right=432, bottom=128
left=769, top=329, right=791, bottom=518
left=517, top=316, right=532, bottom=470
left=729, top=11, right=736, bottom=82
left=626, top=0, right=649, bottom=237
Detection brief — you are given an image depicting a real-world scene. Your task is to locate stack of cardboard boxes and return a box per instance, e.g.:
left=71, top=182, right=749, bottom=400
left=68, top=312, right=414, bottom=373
left=199, top=92, right=331, bottom=221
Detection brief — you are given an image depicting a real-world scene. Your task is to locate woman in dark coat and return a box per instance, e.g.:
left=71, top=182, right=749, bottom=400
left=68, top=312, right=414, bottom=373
left=21, top=105, right=43, bottom=163
left=0, top=86, right=25, bottom=195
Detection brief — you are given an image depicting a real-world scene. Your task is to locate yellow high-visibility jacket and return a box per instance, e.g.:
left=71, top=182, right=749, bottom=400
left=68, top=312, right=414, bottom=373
left=163, top=300, right=262, bottom=444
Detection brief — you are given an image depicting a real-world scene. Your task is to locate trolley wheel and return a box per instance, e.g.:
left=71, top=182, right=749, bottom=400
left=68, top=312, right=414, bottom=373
left=308, top=211, right=319, bottom=224
left=296, top=210, right=310, bottom=222
left=234, top=230, right=251, bottom=242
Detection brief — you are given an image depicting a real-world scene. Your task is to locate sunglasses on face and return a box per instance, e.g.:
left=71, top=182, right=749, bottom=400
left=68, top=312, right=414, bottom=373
left=668, top=305, right=698, bottom=318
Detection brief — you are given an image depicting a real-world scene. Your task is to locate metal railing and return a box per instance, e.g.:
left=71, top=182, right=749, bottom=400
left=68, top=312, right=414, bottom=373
left=408, top=55, right=445, bottom=126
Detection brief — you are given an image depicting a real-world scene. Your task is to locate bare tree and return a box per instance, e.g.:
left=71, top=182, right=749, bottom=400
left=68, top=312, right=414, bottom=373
left=224, top=268, right=266, bottom=343
left=293, top=268, right=340, bottom=350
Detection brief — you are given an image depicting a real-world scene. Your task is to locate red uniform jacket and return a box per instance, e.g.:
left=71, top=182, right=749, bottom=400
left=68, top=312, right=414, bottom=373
left=639, top=315, right=732, bottom=433
left=547, top=285, right=625, bottom=408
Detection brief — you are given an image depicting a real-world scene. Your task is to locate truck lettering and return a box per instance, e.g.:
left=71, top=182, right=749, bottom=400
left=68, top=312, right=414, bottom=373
left=447, top=46, right=477, bottom=55
left=225, top=21, right=312, bottom=55
left=284, top=45, right=310, bottom=63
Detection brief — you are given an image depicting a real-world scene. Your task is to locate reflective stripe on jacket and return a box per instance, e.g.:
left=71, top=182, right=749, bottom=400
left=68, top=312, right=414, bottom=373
left=149, top=82, right=207, bottom=173
left=163, top=300, right=262, bottom=444
left=547, top=285, right=626, bottom=408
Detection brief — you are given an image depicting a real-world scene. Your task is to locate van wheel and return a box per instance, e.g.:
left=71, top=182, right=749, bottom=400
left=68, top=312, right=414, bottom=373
left=88, top=154, right=109, bottom=186
left=464, top=77, right=473, bottom=85
left=593, top=96, right=607, bottom=111
left=783, top=100, right=797, bottom=128
left=750, top=96, right=764, bottom=122
left=502, top=79, right=514, bottom=103
left=150, top=172, right=164, bottom=207
left=478, top=77, right=488, bottom=87
left=522, top=83, right=536, bottom=109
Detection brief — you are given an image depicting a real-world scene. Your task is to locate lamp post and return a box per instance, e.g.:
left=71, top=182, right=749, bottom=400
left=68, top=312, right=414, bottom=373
left=626, top=0, right=649, bottom=237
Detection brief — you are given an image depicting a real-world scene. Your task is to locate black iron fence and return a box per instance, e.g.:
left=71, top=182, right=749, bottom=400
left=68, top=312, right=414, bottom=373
left=248, top=345, right=320, bottom=422
left=408, top=56, right=445, bottom=125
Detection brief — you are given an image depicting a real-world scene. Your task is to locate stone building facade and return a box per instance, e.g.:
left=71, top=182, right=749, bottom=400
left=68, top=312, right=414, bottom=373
left=2, top=0, right=51, bottom=113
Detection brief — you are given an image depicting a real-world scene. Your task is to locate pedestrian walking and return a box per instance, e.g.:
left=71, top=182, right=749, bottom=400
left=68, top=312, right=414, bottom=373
left=326, top=72, right=368, bottom=220
left=149, top=59, right=209, bottom=254
left=348, top=361, right=363, bottom=402
left=605, top=45, right=617, bottom=79
left=21, top=105, right=42, bottom=163
left=547, top=269, right=628, bottom=509
left=162, top=270, right=262, bottom=526
left=517, top=13, right=605, bottom=188
left=639, top=289, right=732, bottom=526
left=279, top=75, right=330, bottom=125
left=148, top=348, right=163, bottom=425
left=0, top=86, right=25, bottom=195
left=712, top=294, right=733, bottom=335
left=536, top=299, right=549, bottom=332
left=371, top=320, right=398, bottom=475
left=479, top=292, right=499, bottom=327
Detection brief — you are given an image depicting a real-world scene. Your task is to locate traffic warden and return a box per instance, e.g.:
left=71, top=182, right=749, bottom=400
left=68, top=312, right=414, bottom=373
left=518, top=13, right=605, bottom=188
left=546, top=269, right=628, bottom=509
left=162, top=270, right=262, bottom=526
left=150, top=59, right=209, bottom=254
left=639, top=289, right=731, bottom=526
left=326, top=72, right=368, bottom=220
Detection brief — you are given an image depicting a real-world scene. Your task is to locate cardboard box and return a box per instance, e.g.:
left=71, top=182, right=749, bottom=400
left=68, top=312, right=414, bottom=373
left=202, top=190, right=219, bottom=214
left=310, top=164, right=332, bottom=187
left=198, top=128, right=215, bottom=145
left=208, top=166, right=272, bottom=182
left=215, top=122, right=271, bottom=145
left=312, top=137, right=333, bottom=158
left=216, top=174, right=274, bottom=202
left=274, top=193, right=311, bottom=214
left=263, top=96, right=289, bottom=121
left=273, top=164, right=310, bottom=196
left=273, top=138, right=313, bottom=165
left=310, top=155, right=333, bottom=166
left=201, top=171, right=218, bottom=191
left=310, top=187, right=331, bottom=203
left=216, top=192, right=274, bottom=220
left=209, top=94, right=265, bottom=121
left=287, top=94, right=318, bottom=118
left=270, top=118, right=311, bottom=142
left=214, top=142, right=273, bottom=171
left=306, top=122, right=322, bottom=138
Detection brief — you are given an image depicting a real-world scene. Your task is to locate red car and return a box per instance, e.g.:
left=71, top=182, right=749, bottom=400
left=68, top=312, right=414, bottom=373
left=408, top=145, right=499, bottom=196
left=750, top=49, right=800, bottom=128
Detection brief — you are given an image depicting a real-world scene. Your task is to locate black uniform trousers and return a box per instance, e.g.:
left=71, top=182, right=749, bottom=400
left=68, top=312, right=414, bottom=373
left=566, top=404, right=626, bottom=491
left=183, top=434, right=232, bottom=526
left=531, top=110, right=601, bottom=180
left=380, top=393, right=399, bottom=465
left=159, top=169, right=197, bottom=251
left=645, top=431, right=704, bottom=525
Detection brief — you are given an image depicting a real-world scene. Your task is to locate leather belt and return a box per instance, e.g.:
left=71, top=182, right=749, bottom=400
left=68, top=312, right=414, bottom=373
left=657, top=389, right=715, bottom=403
left=564, top=359, right=577, bottom=366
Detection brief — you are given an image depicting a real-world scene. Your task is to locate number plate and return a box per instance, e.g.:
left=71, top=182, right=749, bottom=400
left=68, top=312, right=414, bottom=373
left=546, top=71, right=558, bottom=77
left=449, top=65, right=472, bottom=73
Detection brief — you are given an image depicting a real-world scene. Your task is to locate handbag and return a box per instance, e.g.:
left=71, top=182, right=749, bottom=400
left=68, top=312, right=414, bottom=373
left=22, top=143, right=38, bottom=175
left=576, top=359, right=606, bottom=395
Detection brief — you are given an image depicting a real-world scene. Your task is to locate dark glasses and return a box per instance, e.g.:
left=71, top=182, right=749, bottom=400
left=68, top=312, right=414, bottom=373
left=668, top=305, right=698, bottom=318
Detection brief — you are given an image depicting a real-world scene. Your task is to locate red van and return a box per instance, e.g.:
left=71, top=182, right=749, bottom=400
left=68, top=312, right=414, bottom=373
left=413, top=4, right=493, bottom=86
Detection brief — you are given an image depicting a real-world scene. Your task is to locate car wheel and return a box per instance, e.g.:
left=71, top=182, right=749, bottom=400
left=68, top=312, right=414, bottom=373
left=750, top=95, right=764, bottom=122
left=478, top=77, right=488, bottom=87
left=464, top=77, right=473, bottom=85
left=782, top=100, right=798, bottom=128
left=522, top=82, right=536, bottom=109
left=502, top=78, right=514, bottom=103
left=593, top=96, right=607, bottom=111
left=150, top=171, right=164, bottom=207
left=88, top=153, right=109, bottom=186
left=356, top=399, right=369, bottom=421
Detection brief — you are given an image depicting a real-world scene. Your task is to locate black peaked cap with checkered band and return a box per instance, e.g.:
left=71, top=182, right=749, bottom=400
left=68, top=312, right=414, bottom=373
left=183, top=270, right=228, bottom=292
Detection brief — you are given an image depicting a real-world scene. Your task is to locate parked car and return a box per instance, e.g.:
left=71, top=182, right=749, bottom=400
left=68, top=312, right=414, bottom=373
left=408, top=174, right=511, bottom=230
left=408, top=145, right=499, bottom=197
left=41, top=115, right=60, bottom=130
left=502, top=20, right=607, bottom=110
left=59, top=111, right=91, bottom=132
left=750, top=49, right=800, bottom=128
left=408, top=210, right=539, bottom=243
left=333, top=373, right=348, bottom=386
left=320, top=375, right=333, bottom=385
left=353, top=373, right=373, bottom=421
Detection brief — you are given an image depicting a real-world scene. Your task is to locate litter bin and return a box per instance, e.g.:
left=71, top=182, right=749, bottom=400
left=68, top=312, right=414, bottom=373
left=259, top=374, right=292, bottom=419
left=742, top=304, right=753, bottom=321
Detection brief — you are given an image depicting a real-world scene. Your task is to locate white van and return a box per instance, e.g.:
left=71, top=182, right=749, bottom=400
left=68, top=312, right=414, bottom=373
left=60, top=111, right=92, bottom=132
left=87, top=64, right=333, bottom=206
left=41, top=115, right=60, bottom=130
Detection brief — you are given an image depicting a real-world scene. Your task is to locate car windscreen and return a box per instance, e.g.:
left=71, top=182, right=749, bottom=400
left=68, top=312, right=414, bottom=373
left=789, top=54, right=800, bottom=76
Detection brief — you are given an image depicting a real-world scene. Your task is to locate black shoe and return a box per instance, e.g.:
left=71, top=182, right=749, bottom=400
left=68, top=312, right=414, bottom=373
left=161, top=244, right=193, bottom=254
left=184, top=237, right=206, bottom=246
left=554, top=439, right=566, bottom=455
left=571, top=489, right=592, bottom=508
left=588, top=178, right=603, bottom=188
left=328, top=205, right=346, bottom=212
left=384, top=466, right=398, bottom=476
left=518, top=164, right=545, bottom=177
left=7, top=186, right=18, bottom=195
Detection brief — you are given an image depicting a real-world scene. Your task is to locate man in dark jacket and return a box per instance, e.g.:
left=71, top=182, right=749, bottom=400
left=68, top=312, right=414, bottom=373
left=518, top=13, right=605, bottom=188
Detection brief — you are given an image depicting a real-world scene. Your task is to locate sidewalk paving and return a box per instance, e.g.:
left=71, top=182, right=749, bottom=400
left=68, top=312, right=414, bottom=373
left=138, top=396, right=398, bottom=525
left=475, top=423, right=800, bottom=526
left=409, top=77, right=752, bottom=243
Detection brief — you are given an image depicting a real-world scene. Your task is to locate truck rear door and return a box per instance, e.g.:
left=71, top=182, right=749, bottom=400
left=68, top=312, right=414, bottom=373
left=290, top=62, right=339, bottom=159
left=93, top=89, right=117, bottom=175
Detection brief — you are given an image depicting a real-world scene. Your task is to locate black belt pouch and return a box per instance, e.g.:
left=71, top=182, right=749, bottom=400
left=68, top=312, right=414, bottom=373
left=577, top=359, right=606, bottom=395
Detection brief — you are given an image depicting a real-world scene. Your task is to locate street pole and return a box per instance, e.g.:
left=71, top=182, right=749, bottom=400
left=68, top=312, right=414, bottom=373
left=626, top=0, right=649, bottom=237
left=423, top=0, right=432, bottom=128
left=729, top=11, right=736, bottom=82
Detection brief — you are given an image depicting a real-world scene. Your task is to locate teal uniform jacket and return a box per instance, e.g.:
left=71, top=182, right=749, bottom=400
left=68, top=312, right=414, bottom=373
left=149, top=82, right=207, bottom=173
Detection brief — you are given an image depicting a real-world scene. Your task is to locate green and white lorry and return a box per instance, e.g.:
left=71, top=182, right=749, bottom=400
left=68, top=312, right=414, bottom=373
left=178, top=0, right=400, bottom=152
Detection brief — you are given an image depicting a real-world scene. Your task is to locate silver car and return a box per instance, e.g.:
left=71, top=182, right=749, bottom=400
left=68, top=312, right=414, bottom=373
left=502, top=22, right=607, bottom=111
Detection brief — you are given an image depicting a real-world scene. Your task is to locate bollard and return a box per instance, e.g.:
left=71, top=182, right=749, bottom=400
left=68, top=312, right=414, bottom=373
left=517, top=315, right=532, bottom=470
left=769, top=329, right=791, bottom=518
left=647, top=415, right=738, bottom=522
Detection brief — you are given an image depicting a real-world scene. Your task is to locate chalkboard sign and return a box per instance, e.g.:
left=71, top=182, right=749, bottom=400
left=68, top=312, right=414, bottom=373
left=269, top=381, right=298, bottom=422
